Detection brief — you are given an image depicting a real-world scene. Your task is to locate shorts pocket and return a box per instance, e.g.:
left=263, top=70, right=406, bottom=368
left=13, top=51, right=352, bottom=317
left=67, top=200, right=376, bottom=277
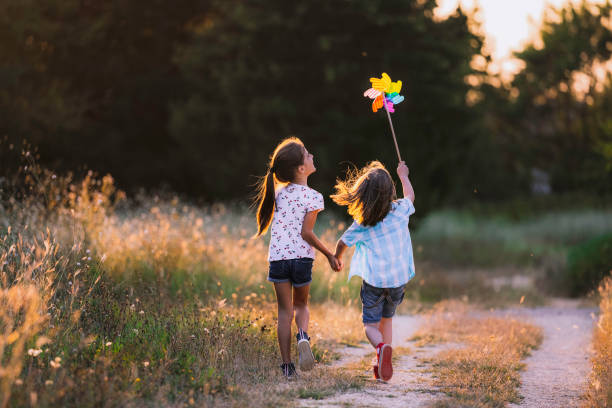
left=291, top=258, right=313, bottom=286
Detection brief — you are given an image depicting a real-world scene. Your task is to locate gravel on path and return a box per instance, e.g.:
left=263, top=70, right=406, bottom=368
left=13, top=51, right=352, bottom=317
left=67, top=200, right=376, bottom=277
left=300, top=299, right=596, bottom=408
left=300, top=315, right=448, bottom=408
left=503, top=299, right=596, bottom=408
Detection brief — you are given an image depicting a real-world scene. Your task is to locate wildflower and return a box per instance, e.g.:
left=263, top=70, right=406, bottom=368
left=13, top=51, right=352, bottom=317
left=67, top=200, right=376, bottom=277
left=191, top=334, right=196, bottom=339
left=105, top=341, right=112, bottom=347
left=28, top=348, right=43, bottom=357
left=143, top=361, right=150, bottom=367
left=15, top=379, right=23, bottom=385
left=45, top=380, right=53, bottom=386
left=50, top=357, right=61, bottom=369
left=135, top=378, right=141, bottom=383
left=133, top=329, right=139, bottom=334
left=139, top=310, right=144, bottom=315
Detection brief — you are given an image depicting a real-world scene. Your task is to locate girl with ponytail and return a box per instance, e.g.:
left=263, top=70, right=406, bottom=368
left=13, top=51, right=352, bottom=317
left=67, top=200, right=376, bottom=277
left=254, top=137, right=340, bottom=379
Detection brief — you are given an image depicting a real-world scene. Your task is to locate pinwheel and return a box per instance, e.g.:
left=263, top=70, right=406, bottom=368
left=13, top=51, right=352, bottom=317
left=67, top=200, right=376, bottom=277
left=363, top=72, right=405, bottom=161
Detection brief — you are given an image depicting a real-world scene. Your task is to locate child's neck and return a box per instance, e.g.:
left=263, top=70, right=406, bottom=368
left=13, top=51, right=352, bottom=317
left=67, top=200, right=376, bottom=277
left=293, top=174, right=309, bottom=186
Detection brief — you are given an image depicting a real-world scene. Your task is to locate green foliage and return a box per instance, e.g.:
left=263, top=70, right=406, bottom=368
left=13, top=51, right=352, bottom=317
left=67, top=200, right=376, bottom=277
left=413, top=207, right=612, bottom=267
left=0, top=0, right=504, bottom=209
left=564, top=233, right=612, bottom=296
left=496, top=0, right=612, bottom=194
left=171, top=0, right=499, bottom=208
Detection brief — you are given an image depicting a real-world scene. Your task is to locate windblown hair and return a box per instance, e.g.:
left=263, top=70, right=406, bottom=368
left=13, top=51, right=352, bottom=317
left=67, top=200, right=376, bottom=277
left=331, top=161, right=396, bottom=227
left=253, top=137, right=305, bottom=237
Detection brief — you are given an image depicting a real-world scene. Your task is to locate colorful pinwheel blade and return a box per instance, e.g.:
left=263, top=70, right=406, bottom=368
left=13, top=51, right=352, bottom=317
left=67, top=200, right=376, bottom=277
left=363, top=88, right=382, bottom=99
left=384, top=100, right=395, bottom=113
left=390, top=94, right=404, bottom=105
left=388, top=80, right=402, bottom=94
left=370, top=72, right=391, bottom=92
left=372, top=94, right=384, bottom=112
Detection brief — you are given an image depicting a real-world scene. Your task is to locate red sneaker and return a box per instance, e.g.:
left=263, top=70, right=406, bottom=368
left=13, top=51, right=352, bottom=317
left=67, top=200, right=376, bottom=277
left=377, top=343, right=393, bottom=381
left=372, top=356, right=380, bottom=379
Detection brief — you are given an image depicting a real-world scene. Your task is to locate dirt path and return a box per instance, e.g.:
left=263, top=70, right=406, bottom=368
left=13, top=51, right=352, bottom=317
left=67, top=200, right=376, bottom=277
left=300, top=299, right=596, bottom=408
left=300, top=315, right=448, bottom=408
left=503, top=299, right=596, bottom=408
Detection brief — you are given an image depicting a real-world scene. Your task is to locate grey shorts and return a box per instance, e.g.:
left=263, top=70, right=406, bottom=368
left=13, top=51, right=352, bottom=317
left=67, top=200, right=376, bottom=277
left=360, top=281, right=405, bottom=324
left=267, top=258, right=313, bottom=287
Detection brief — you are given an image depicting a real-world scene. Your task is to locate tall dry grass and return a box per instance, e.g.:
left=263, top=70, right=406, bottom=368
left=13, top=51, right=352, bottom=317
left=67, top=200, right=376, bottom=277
left=414, top=301, right=543, bottom=407
left=584, top=276, right=612, bottom=407
left=0, top=150, right=364, bottom=407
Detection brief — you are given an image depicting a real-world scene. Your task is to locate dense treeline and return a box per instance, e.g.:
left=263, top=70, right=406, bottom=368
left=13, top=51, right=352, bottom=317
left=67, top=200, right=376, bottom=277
left=1, top=0, right=611, bottom=208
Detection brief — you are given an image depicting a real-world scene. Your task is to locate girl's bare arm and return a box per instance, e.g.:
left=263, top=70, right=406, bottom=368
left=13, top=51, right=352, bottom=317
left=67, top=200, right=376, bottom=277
left=301, top=211, right=341, bottom=270
left=397, top=161, right=415, bottom=202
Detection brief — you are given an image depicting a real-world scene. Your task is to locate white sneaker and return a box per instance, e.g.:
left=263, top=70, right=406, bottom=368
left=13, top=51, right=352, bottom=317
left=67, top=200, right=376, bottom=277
left=296, top=329, right=315, bottom=371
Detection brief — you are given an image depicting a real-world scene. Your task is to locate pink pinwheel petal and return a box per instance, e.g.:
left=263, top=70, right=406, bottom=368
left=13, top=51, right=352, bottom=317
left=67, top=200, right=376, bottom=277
left=384, top=100, right=394, bottom=113
left=363, top=88, right=382, bottom=99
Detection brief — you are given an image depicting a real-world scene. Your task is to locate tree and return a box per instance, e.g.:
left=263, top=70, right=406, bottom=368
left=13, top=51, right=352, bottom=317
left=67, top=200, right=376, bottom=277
left=171, top=0, right=498, bottom=207
left=504, top=0, right=612, bottom=193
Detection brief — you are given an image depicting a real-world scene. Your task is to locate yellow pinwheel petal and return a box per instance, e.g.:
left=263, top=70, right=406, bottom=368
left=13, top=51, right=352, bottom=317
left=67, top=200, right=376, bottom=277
left=388, top=80, right=402, bottom=94
left=370, top=72, right=391, bottom=92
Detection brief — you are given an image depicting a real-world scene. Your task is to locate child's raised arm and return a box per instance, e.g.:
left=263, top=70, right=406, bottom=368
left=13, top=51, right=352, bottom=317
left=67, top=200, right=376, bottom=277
left=301, top=211, right=341, bottom=271
left=397, top=161, right=415, bottom=203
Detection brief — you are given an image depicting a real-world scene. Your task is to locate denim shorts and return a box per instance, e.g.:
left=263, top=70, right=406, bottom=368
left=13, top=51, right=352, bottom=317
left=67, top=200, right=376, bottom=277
left=268, top=258, right=313, bottom=287
left=360, top=281, right=405, bottom=323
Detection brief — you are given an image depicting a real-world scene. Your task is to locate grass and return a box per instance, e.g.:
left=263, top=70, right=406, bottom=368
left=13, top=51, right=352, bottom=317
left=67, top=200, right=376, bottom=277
left=1, top=149, right=609, bottom=406
left=413, top=300, right=543, bottom=408
left=584, top=277, right=612, bottom=407
left=414, top=208, right=612, bottom=267
left=0, top=159, right=365, bottom=407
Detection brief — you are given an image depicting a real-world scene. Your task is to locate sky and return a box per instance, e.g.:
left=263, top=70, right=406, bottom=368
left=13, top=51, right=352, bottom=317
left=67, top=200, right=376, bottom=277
left=434, top=0, right=608, bottom=79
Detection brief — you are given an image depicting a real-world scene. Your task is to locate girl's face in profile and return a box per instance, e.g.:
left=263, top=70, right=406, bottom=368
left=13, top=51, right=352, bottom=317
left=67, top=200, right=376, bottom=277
left=302, top=147, right=316, bottom=175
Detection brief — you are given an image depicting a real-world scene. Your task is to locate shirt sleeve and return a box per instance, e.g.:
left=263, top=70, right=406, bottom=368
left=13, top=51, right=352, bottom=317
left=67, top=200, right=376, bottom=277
left=306, top=191, right=324, bottom=212
left=394, top=198, right=415, bottom=219
left=340, top=221, right=363, bottom=247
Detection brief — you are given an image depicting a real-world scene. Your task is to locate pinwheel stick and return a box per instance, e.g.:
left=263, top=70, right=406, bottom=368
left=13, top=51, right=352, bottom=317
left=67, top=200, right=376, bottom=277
left=383, top=102, right=402, bottom=162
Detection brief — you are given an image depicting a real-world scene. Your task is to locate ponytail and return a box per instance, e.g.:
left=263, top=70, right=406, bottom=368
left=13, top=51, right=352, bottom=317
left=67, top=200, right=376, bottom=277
left=254, top=169, right=276, bottom=237
left=253, top=137, right=305, bottom=237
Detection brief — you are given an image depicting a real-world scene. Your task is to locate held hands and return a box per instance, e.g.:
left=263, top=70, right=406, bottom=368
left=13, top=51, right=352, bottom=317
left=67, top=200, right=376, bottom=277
left=397, top=161, right=409, bottom=179
left=326, top=253, right=343, bottom=272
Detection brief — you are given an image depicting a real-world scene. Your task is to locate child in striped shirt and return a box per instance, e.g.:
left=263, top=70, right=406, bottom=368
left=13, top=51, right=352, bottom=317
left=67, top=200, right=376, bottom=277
left=332, top=160, right=416, bottom=382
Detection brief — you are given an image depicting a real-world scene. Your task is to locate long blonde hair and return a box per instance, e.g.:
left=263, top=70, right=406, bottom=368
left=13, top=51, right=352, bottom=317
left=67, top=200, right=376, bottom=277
left=331, top=161, right=396, bottom=226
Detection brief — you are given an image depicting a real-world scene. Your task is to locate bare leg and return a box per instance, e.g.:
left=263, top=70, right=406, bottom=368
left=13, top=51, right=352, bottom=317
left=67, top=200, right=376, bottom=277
left=293, top=284, right=310, bottom=332
left=379, top=317, right=393, bottom=344
left=364, top=322, right=383, bottom=347
left=274, top=282, right=294, bottom=363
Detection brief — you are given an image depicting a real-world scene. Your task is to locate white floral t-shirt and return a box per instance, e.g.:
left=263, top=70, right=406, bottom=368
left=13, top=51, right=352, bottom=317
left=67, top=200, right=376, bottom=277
left=268, top=183, right=324, bottom=261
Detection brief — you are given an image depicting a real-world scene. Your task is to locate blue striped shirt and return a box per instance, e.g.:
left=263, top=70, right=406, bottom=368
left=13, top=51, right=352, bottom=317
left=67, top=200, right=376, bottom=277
left=340, top=198, right=415, bottom=288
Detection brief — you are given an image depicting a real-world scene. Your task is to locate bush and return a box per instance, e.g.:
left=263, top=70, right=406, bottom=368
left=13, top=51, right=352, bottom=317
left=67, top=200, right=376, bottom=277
left=564, top=233, right=612, bottom=296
